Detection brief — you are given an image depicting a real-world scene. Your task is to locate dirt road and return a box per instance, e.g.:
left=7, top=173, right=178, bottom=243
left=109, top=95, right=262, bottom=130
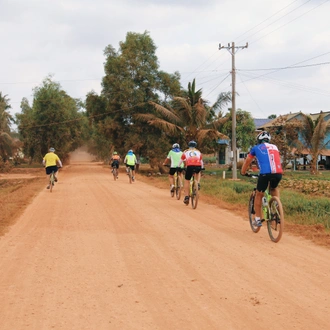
left=0, top=160, right=329, bottom=330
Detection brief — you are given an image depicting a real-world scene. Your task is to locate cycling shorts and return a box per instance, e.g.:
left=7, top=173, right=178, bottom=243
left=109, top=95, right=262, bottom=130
left=126, top=164, right=135, bottom=171
left=257, top=173, right=282, bottom=192
left=185, top=166, right=202, bottom=180
left=45, top=166, right=58, bottom=175
left=111, top=161, right=119, bottom=168
left=169, top=167, right=184, bottom=176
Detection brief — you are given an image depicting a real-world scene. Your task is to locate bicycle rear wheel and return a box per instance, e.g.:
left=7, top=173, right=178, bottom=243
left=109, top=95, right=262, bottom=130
left=248, top=191, right=260, bottom=233
left=175, top=175, right=181, bottom=200
left=267, top=196, right=284, bottom=243
left=128, top=169, right=132, bottom=184
left=191, top=180, right=198, bottom=209
left=112, top=167, right=117, bottom=181
left=49, top=173, right=54, bottom=193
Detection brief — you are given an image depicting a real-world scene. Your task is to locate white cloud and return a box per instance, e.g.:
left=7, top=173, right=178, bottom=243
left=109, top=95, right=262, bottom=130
left=1, top=0, right=330, bottom=122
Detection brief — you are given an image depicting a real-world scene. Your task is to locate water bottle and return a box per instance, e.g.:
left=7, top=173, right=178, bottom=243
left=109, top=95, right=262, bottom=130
left=262, top=196, right=268, bottom=207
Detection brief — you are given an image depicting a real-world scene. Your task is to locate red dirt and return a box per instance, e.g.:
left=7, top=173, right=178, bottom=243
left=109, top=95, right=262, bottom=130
left=0, top=152, right=329, bottom=329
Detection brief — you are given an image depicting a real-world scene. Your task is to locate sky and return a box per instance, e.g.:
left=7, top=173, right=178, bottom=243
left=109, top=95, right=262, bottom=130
left=1, top=0, right=330, bottom=125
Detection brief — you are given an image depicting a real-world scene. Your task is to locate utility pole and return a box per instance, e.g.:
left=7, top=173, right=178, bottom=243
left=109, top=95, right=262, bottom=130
left=219, top=42, right=248, bottom=180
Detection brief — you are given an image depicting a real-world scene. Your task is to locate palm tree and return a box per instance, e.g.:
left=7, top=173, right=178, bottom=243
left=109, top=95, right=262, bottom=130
left=0, top=93, right=14, bottom=162
left=298, top=113, right=330, bottom=174
left=136, top=79, right=230, bottom=148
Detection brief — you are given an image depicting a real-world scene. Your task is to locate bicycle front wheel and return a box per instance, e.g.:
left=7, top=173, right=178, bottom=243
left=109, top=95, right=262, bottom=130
left=248, top=191, right=260, bottom=233
left=175, top=175, right=182, bottom=200
left=191, top=180, right=198, bottom=209
left=267, top=196, right=284, bottom=243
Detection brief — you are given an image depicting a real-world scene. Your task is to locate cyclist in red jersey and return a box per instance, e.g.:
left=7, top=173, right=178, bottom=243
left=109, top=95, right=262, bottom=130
left=178, top=141, right=204, bottom=205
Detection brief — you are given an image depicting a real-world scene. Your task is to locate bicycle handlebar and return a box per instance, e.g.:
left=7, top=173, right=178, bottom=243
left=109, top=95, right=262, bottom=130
left=243, top=172, right=258, bottom=179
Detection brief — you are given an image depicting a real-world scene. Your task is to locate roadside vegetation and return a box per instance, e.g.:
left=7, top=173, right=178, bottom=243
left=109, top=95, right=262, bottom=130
left=138, top=165, right=330, bottom=247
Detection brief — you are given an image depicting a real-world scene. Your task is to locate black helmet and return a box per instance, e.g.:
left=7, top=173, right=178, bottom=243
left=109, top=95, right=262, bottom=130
left=188, top=141, right=197, bottom=148
left=256, top=131, right=271, bottom=144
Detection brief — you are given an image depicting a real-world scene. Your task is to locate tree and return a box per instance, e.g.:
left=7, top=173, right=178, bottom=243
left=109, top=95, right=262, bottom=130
left=266, top=115, right=300, bottom=169
left=16, top=76, right=85, bottom=163
left=297, top=113, right=330, bottom=174
left=86, top=31, right=183, bottom=163
left=218, top=108, right=255, bottom=152
left=138, top=79, right=229, bottom=152
left=0, top=92, right=14, bottom=162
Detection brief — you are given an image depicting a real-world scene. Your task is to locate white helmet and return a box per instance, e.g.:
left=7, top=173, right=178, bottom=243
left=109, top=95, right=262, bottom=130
left=172, top=143, right=180, bottom=149
left=257, top=131, right=271, bottom=144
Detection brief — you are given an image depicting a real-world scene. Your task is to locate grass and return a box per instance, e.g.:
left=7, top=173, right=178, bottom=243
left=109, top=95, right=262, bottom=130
left=139, top=165, right=330, bottom=231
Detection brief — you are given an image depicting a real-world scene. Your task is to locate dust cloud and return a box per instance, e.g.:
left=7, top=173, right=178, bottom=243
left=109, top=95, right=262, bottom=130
left=68, top=146, right=96, bottom=163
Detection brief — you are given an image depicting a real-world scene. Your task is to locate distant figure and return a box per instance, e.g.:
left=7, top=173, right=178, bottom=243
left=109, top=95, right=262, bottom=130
left=43, top=147, right=62, bottom=189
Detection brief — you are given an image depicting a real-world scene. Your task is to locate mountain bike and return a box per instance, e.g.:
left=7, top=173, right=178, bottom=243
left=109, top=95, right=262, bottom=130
left=49, top=171, right=55, bottom=192
left=172, top=168, right=183, bottom=200
left=186, top=168, right=204, bottom=209
left=247, top=174, right=284, bottom=243
left=126, top=166, right=133, bottom=184
left=112, top=166, right=118, bottom=181
left=165, top=165, right=183, bottom=200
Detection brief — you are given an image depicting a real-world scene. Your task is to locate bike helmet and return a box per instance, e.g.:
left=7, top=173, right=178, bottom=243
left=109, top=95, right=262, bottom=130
left=188, top=141, right=197, bottom=148
left=172, top=143, right=180, bottom=149
left=49, top=147, right=55, bottom=152
left=128, top=149, right=133, bottom=153
left=256, top=131, right=271, bottom=144
left=113, top=151, right=118, bottom=155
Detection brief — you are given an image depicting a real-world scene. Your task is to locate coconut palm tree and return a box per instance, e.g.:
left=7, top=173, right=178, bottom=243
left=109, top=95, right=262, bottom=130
left=297, top=113, right=330, bottom=174
left=0, top=93, right=14, bottom=162
left=136, top=79, right=230, bottom=148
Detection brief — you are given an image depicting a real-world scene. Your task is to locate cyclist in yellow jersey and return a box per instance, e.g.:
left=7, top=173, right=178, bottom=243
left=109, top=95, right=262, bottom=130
left=124, top=149, right=137, bottom=182
left=42, top=147, right=62, bottom=189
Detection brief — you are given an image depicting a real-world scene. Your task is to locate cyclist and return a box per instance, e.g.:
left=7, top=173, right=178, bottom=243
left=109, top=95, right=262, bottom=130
left=124, top=149, right=137, bottom=182
left=42, top=147, right=62, bottom=189
left=241, top=131, right=283, bottom=227
left=110, top=151, right=121, bottom=179
left=178, top=141, right=203, bottom=205
left=162, top=143, right=184, bottom=193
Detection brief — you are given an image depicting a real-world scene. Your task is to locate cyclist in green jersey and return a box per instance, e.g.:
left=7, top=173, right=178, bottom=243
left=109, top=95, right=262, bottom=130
left=124, top=149, right=137, bottom=182
left=163, top=143, right=184, bottom=192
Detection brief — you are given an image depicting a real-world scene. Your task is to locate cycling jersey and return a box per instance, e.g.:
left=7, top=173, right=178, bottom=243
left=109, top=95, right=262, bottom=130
left=167, top=149, right=184, bottom=168
left=181, top=148, right=203, bottom=166
left=124, top=153, right=137, bottom=166
left=43, top=152, right=61, bottom=167
left=248, top=143, right=283, bottom=174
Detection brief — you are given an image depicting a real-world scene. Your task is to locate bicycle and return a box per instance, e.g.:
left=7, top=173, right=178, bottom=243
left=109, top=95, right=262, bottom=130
left=126, top=166, right=133, bottom=184
left=246, top=174, right=284, bottom=243
left=112, top=166, right=118, bottom=181
left=49, top=171, right=55, bottom=192
left=186, top=168, right=204, bottom=209
left=165, top=165, right=183, bottom=200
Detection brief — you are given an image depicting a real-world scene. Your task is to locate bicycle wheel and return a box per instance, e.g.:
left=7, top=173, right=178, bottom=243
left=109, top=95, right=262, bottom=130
left=191, top=179, right=198, bottom=209
left=128, top=169, right=132, bottom=184
left=170, top=175, right=175, bottom=197
left=113, top=167, right=117, bottom=181
left=49, top=173, right=54, bottom=193
left=175, top=175, right=182, bottom=200
left=267, top=196, right=284, bottom=243
left=248, top=191, right=260, bottom=233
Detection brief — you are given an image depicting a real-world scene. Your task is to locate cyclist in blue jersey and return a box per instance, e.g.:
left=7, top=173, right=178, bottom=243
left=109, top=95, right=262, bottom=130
left=241, top=131, right=283, bottom=227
